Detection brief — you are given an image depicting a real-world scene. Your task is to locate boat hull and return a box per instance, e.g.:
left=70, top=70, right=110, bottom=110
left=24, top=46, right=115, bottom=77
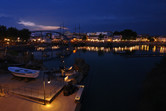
left=12, top=72, right=39, bottom=78
left=8, top=67, right=40, bottom=78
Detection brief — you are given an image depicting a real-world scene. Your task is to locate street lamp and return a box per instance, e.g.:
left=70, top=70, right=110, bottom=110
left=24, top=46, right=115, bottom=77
left=47, top=76, right=51, bottom=84
left=43, top=72, right=46, bottom=105
left=43, top=72, right=51, bottom=105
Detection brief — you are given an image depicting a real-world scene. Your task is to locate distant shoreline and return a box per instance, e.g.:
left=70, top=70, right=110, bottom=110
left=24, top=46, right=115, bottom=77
left=1, top=41, right=166, bottom=48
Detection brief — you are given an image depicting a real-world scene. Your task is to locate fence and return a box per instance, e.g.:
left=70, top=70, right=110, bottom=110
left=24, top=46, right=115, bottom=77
left=1, top=81, right=63, bottom=99
left=12, top=86, right=56, bottom=99
left=0, top=79, right=65, bottom=101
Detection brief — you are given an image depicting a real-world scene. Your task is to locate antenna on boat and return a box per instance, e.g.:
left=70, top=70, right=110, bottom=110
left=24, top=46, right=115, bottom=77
left=79, top=24, right=80, bottom=37
left=74, top=24, right=76, bottom=34
left=59, top=24, right=62, bottom=39
left=59, top=22, right=66, bottom=77
left=63, top=22, right=65, bottom=35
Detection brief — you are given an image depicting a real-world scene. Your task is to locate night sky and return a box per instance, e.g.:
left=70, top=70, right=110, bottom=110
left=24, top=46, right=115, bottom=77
left=0, top=0, right=166, bottom=35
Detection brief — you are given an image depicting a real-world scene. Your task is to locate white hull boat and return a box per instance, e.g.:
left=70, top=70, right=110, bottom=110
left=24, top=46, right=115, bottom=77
left=8, top=67, right=40, bottom=78
left=55, top=70, right=77, bottom=76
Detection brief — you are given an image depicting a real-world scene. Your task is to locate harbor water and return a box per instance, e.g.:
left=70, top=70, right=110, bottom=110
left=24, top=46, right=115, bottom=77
left=42, top=45, right=163, bottom=111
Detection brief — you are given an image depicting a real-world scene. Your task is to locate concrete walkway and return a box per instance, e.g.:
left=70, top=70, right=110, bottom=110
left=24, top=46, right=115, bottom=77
left=0, top=71, right=78, bottom=111
left=11, top=80, right=65, bottom=102
left=0, top=91, right=77, bottom=111
left=0, top=71, right=65, bottom=102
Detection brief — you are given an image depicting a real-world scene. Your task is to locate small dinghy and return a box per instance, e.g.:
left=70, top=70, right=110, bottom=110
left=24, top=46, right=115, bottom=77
left=8, top=67, right=40, bottom=78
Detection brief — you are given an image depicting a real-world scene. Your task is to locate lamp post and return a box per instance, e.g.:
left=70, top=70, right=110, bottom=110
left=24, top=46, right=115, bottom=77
left=43, top=71, right=51, bottom=105
left=43, top=72, right=46, bottom=105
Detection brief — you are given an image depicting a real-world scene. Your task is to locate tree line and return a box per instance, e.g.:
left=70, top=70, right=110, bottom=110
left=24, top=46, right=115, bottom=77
left=0, top=25, right=31, bottom=41
left=82, top=29, right=138, bottom=40
left=113, top=29, right=137, bottom=40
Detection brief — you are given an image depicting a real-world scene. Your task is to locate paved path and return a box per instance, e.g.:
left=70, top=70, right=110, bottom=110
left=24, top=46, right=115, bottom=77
left=0, top=72, right=65, bottom=102
left=0, top=91, right=77, bottom=111
left=0, top=71, right=78, bottom=111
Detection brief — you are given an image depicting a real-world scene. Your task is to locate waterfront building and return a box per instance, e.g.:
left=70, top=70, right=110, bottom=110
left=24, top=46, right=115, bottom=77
left=87, top=31, right=112, bottom=36
left=87, top=35, right=98, bottom=40
left=157, top=36, right=166, bottom=42
left=87, top=35, right=112, bottom=42
left=30, top=31, right=62, bottom=43
left=136, top=34, right=150, bottom=42
left=136, top=37, right=149, bottom=42
left=86, top=31, right=112, bottom=42
left=103, top=36, right=112, bottom=41
left=30, top=37, right=43, bottom=42
left=72, top=33, right=82, bottom=39
left=112, top=35, right=122, bottom=42
left=64, top=31, right=73, bottom=39
left=72, top=33, right=86, bottom=40
left=87, top=35, right=99, bottom=42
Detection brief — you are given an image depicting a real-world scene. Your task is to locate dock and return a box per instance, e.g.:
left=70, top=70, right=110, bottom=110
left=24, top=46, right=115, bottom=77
left=75, top=85, right=84, bottom=103
left=0, top=70, right=85, bottom=111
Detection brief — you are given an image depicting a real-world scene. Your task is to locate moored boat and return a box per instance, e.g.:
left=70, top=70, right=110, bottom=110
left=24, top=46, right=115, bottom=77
left=8, top=67, right=40, bottom=78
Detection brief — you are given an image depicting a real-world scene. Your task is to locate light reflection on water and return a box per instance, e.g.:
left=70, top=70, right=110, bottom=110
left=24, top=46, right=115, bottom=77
left=34, top=45, right=166, bottom=54
left=76, top=45, right=166, bottom=53
left=77, top=46, right=111, bottom=52
left=33, top=45, right=166, bottom=60
left=36, top=45, right=59, bottom=51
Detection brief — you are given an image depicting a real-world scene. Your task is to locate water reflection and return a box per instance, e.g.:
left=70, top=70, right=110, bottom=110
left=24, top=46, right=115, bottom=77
left=36, top=45, right=59, bottom=51
left=76, top=46, right=111, bottom=52
left=113, top=46, right=140, bottom=52
left=160, top=46, right=166, bottom=53
left=153, top=46, right=156, bottom=52
left=36, top=47, right=45, bottom=51
left=32, top=45, right=166, bottom=60
left=35, top=45, right=166, bottom=55
left=52, top=46, right=60, bottom=50
left=76, top=45, right=166, bottom=55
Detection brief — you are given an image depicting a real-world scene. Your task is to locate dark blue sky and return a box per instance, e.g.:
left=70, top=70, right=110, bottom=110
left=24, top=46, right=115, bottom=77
left=0, top=0, right=166, bottom=35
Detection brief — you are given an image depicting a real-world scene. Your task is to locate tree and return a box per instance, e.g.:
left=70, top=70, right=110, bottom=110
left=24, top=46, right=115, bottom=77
left=82, top=35, right=87, bottom=40
left=113, top=31, right=121, bottom=35
left=7, top=27, right=19, bottom=40
left=18, top=29, right=31, bottom=41
left=113, top=29, right=137, bottom=40
left=0, top=25, right=7, bottom=40
left=98, top=34, right=104, bottom=40
left=148, top=36, right=155, bottom=42
left=121, top=29, right=137, bottom=40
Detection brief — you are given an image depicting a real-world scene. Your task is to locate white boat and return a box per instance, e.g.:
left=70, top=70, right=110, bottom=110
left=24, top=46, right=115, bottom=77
left=55, top=70, right=77, bottom=76
left=8, top=67, right=40, bottom=78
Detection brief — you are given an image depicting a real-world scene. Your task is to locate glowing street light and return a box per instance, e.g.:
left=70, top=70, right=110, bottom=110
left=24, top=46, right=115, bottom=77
left=47, top=76, right=51, bottom=84
left=43, top=72, right=51, bottom=105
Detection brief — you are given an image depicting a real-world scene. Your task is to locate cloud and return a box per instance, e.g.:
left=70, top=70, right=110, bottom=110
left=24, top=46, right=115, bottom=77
left=18, top=20, right=67, bottom=30
left=18, top=21, right=36, bottom=27
left=36, top=25, right=61, bottom=30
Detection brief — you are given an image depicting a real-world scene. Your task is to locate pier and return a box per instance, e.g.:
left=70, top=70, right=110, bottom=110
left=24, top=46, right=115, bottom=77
left=0, top=70, right=84, bottom=111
